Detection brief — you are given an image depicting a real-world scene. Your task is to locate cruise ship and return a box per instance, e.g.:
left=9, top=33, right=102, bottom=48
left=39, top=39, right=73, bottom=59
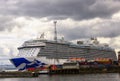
left=10, top=22, right=117, bottom=70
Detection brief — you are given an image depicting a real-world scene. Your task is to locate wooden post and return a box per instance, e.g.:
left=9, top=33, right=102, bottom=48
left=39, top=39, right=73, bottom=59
left=118, top=51, right=120, bottom=66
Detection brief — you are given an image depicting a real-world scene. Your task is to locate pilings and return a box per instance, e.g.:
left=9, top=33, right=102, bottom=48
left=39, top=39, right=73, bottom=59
left=49, top=66, right=120, bottom=74
left=1, top=66, right=120, bottom=77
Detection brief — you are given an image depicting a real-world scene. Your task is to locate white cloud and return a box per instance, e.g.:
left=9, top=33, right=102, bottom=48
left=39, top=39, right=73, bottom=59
left=112, top=11, right=120, bottom=19
left=0, top=17, right=55, bottom=59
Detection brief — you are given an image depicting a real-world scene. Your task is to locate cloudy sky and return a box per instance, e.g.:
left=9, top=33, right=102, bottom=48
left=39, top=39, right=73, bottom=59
left=0, top=0, right=120, bottom=64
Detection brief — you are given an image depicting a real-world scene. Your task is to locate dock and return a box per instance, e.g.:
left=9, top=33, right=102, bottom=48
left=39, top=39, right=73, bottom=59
left=47, top=61, right=120, bottom=74
left=0, top=71, right=39, bottom=78
left=1, top=59, right=120, bottom=77
left=49, top=66, right=120, bottom=74
left=1, top=66, right=120, bottom=77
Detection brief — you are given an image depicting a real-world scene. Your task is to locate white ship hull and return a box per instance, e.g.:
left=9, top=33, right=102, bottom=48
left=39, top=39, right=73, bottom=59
left=10, top=56, right=67, bottom=70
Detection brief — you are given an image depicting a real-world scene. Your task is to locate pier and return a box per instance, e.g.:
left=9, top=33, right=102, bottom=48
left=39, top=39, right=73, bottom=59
left=1, top=65, right=120, bottom=77
left=0, top=71, right=39, bottom=78
left=49, top=66, right=120, bottom=74
left=47, top=60, right=120, bottom=74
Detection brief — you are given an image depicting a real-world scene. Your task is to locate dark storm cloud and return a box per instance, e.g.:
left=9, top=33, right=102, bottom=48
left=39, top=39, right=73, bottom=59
left=58, top=20, right=120, bottom=40
left=1, top=0, right=120, bottom=20
left=0, top=15, right=15, bottom=31
left=0, top=15, right=24, bottom=31
left=0, top=0, right=120, bottom=38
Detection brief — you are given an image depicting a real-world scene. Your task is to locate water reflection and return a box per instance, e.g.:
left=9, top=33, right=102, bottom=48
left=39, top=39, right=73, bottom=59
left=0, top=73, right=120, bottom=81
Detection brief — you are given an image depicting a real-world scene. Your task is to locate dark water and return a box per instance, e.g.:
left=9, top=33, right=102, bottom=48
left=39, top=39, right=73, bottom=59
left=0, top=73, right=120, bottom=81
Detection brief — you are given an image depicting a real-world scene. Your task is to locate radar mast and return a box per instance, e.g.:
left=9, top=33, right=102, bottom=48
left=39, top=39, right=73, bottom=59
left=53, top=21, right=59, bottom=64
left=54, top=21, right=57, bottom=41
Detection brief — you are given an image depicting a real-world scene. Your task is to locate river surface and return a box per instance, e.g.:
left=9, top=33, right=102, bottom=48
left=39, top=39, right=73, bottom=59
left=0, top=73, right=120, bottom=81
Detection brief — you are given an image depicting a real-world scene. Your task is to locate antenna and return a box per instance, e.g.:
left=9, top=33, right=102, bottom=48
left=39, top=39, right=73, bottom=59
left=54, top=21, right=57, bottom=41
left=40, top=32, right=45, bottom=39
left=53, top=21, right=59, bottom=64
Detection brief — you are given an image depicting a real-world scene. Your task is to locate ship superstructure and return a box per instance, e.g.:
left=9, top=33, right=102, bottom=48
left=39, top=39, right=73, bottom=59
left=18, top=38, right=117, bottom=60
